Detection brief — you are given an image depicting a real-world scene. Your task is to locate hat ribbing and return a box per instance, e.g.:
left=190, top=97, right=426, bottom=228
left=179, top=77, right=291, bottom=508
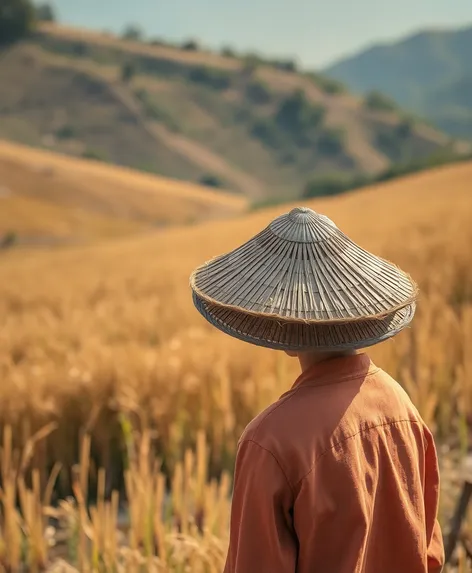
left=190, top=207, right=418, bottom=351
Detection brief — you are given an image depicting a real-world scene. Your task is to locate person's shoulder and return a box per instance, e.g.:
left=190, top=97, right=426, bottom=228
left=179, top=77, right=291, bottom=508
left=239, top=390, right=297, bottom=446
left=374, top=367, right=419, bottom=405
left=366, top=366, right=426, bottom=426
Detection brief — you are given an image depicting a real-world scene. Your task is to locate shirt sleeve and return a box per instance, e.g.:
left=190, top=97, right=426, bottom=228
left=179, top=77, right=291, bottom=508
left=223, top=439, right=298, bottom=573
left=424, top=428, right=445, bottom=573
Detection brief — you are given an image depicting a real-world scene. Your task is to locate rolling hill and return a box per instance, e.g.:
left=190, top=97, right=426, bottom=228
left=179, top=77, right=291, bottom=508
left=1, top=158, right=471, bottom=463
left=0, top=138, right=471, bottom=567
left=324, top=25, right=472, bottom=139
left=0, top=22, right=468, bottom=203
left=0, top=140, right=247, bottom=246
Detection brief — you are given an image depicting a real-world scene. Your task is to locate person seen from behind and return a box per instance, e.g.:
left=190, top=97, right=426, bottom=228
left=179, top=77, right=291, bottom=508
left=190, top=207, right=445, bottom=573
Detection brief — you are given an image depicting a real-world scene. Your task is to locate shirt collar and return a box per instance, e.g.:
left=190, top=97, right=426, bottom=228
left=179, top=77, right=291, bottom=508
left=287, top=352, right=378, bottom=394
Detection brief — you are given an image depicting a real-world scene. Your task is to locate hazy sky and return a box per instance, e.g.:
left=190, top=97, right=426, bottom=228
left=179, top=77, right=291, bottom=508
left=48, top=0, right=472, bottom=68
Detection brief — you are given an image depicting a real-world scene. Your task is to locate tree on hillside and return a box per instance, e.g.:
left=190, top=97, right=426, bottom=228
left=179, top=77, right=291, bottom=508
left=35, top=2, right=55, bottom=21
left=317, top=128, right=345, bottom=156
left=122, top=24, right=143, bottom=42
left=396, top=118, right=414, bottom=138
left=241, top=53, right=262, bottom=77
left=271, top=59, right=298, bottom=72
left=121, top=60, right=136, bottom=83
left=245, top=80, right=272, bottom=105
left=275, top=90, right=325, bottom=135
left=364, top=90, right=397, bottom=112
left=199, top=173, right=223, bottom=188
left=182, top=39, right=199, bottom=51
left=0, top=0, right=34, bottom=45
left=221, top=46, right=236, bottom=58
left=306, top=72, right=346, bottom=95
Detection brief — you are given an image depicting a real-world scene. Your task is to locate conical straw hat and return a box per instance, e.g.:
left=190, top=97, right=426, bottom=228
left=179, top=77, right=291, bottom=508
left=190, top=207, right=418, bottom=351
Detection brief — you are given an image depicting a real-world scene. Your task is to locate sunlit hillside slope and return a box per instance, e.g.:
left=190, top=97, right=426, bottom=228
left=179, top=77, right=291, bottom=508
left=0, top=140, right=247, bottom=244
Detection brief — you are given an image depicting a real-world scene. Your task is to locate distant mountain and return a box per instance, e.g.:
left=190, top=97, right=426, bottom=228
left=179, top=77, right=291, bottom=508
left=323, top=25, right=472, bottom=138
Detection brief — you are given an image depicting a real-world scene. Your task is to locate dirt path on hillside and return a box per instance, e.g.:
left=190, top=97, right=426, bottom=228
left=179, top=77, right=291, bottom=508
left=151, top=124, right=266, bottom=198
left=32, top=48, right=267, bottom=198
left=109, top=81, right=266, bottom=198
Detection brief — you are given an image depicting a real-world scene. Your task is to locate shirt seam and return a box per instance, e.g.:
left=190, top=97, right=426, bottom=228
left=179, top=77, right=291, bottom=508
left=249, top=367, right=379, bottom=441
left=241, top=368, right=380, bottom=496
left=294, top=367, right=380, bottom=390
left=294, top=418, right=424, bottom=488
left=240, top=439, right=296, bottom=497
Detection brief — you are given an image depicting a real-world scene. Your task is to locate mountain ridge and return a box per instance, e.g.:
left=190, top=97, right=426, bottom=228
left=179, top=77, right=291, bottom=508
left=323, top=24, right=472, bottom=139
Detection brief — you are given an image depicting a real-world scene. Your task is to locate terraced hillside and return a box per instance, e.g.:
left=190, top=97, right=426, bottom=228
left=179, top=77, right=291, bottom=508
left=0, top=22, right=468, bottom=201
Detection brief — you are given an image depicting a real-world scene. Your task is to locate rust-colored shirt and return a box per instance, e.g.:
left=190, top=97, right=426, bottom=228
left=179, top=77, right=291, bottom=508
left=224, top=353, right=444, bottom=573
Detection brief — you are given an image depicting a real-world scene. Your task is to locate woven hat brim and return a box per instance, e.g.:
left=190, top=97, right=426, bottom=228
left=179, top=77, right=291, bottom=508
left=189, top=217, right=419, bottom=324
left=193, top=291, right=416, bottom=352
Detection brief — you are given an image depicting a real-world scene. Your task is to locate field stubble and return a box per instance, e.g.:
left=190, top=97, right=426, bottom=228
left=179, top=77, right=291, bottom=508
left=1, top=162, right=472, bottom=570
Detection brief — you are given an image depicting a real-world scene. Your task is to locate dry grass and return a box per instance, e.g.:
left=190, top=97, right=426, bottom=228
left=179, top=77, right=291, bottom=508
left=0, top=140, right=247, bottom=239
left=1, top=161, right=472, bottom=569
left=14, top=45, right=268, bottom=198
left=0, top=195, right=146, bottom=244
left=0, top=427, right=231, bottom=572
left=37, top=23, right=244, bottom=72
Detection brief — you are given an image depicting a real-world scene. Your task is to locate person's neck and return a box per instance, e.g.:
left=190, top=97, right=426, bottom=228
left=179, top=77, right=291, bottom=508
left=298, top=350, right=357, bottom=374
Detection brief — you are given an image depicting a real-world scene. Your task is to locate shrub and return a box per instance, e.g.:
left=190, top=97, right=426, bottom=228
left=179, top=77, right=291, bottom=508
left=35, top=2, right=55, bottom=21
left=364, top=90, right=397, bottom=112
left=275, top=90, right=325, bottom=135
left=199, top=174, right=223, bottom=188
left=182, top=39, right=199, bottom=51
left=307, top=73, right=346, bottom=94
left=375, top=150, right=472, bottom=183
left=82, top=148, right=108, bottom=162
left=240, top=55, right=260, bottom=77
left=243, top=53, right=263, bottom=66
left=321, top=79, right=345, bottom=94
left=396, top=118, right=414, bottom=138
left=56, top=125, right=77, bottom=140
left=244, top=80, right=272, bottom=105
left=317, top=128, right=345, bottom=156
left=303, top=175, right=354, bottom=198
left=121, top=61, right=136, bottom=83
left=71, top=41, right=88, bottom=57
left=187, top=66, right=231, bottom=90
left=135, top=89, right=180, bottom=131
left=221, top=46, right=236, bottom=58
left=1, top=230, right=18, bottom=249
left=0, top=0, right=34, bottom=46
left=148, top=38, right=165, bottom=46
left=250, top=91, right=327, bottom=151
left=375, top=130, right=406, bottom=162
left=134, top=88, right=147, bottom=102
left=250, top=118, right=284, bottom=149
left=233, top=106, right=252, bottom=123
left=272, top=59, right=298, bottom=72
left=279, top=149, right=297, bottom=165
left=147, top=104, right=179, bottom=131
left=302, top=149, right=472, bottom=200
left=122, top=24, right=143, bottom=42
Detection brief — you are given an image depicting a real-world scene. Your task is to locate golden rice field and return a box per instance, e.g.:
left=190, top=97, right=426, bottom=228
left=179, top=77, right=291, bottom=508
left=1, top=160, right=472, bottom=570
